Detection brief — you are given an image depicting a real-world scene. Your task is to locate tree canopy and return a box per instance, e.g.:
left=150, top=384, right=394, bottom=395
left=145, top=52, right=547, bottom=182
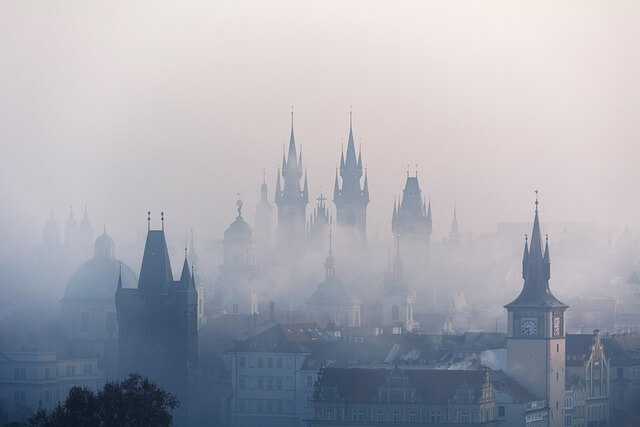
left=29, top=373, right=179, bottom=427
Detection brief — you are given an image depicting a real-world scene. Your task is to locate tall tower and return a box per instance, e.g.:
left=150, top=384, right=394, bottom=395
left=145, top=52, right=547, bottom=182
left=381, top=234, right=415, bottom=332
left=505, top=195, right=568, bottom=427
left=116, top=213, right=198, bottom=411
left=333, top=112, right=369, bottom=239
left=448, top=206, right=460, bottom=245
left=275, top=112, right=308, bottom=247
left=254, top=171, right=273, bottom=250
left=392, top=173, right=432, bottom=246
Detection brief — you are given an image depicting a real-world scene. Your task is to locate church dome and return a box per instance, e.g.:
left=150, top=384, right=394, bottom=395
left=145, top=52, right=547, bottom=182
left=308, top=277, right=354, bottom=306
left=224, top=215, right=252, bottom=243
left=64, top=233, right=137, bottom=300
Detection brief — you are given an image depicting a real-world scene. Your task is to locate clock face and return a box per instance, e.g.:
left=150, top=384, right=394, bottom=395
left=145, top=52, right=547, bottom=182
left=553, top=316, right=561, bottom=336
left=521, top=319, right=537, bottom=336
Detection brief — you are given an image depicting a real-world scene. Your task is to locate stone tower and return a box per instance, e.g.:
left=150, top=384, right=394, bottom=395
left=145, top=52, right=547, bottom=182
left=505, top=195, right=568, bottom=427
left=333, top=112, right=369, bottom=240
left=392, top=173, right=432, bottom=246
left=275, top=112, right=308, bottom=248
left=116, top=213, right=198, bottom=412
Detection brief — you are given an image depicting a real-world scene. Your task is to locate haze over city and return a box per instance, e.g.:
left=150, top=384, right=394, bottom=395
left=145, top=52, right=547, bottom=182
left=1, top=2, right=640, bottom=427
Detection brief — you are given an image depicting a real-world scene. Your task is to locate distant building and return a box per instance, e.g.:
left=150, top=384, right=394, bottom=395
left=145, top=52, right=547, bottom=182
left=228, top=323, right=329, bottom=427
left=381, top=235, right=415, bottom=332
left=275, top=112, right=308, bottom=249
left=61, top=229, right=137, bottom=378
left=308, top=194, right=331, bottom=251
left=311, top=367, right=498, bottom=425
left=116, top=214, right=198, bottom=412
left=504, top=198, right=568, bottom=427
left=215, top=200, right=259, bottom=315
left=333, top=113, right=369, bottom=240
left=255, top=172, right=274, bottom=252
left=0, top=352, right=103, bottom=423
left=392, top=173, right=432, bottom=247
left=614, top=272, right=640, bottom=333
left=307, top=231, right=361, bottom=328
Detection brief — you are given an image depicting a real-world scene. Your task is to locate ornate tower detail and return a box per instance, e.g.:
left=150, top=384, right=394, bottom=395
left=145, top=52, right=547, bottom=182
left=333, top=112, right=369, bottom=239
left=381, top=234, right=416, bottom=332
left=275, top=111, right=308, bottom=247
left=308, top=194, right=331, bottom=249
left=392, top=173, right=432, bottom=246
left=505, top=193, right=568, bottom=427
left=254, top=170, right=274, bottom=250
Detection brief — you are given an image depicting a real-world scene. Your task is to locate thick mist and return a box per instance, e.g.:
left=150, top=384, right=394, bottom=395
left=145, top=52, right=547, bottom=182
left=1, top=1, right=639, bottom=259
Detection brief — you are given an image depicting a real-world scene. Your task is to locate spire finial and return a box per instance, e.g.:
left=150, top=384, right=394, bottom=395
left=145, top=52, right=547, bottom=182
left=161, top=211, right=164, bottom=230
left=147, top=211, right=151, bottom=230
left=415, top=164, right=418, bottom=177
left=290, top=105, right=294, bottom=127
left=184, top=242, right=188, bottom=259
left=407, top=164, right=410, bottom=178
left=349, top=106, right=352, bottom=129
left=534, top=189, right=539, bottom=213
left=525, top=233, right=528, bottom=243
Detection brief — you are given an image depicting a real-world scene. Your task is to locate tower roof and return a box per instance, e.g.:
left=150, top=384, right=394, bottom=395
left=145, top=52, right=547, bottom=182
left=505, top=195, right=567, bottom=309
left=138, top=227, right=173, bottom=294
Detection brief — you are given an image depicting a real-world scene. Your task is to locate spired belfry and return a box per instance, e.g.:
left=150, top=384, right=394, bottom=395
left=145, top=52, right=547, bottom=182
left=308, top=194, right=331, bottom=250
left=275, top=112, right=308, bottom=248
left=333, top=112, right=369, bottom=240
left=505, top=194, right=568, bottom=427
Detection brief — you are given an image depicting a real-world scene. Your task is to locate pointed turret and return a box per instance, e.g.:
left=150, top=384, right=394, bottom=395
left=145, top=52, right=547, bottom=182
left=333, top=169, right=340, bottom=200
left=275, top=111, right=308, bottom=246
left=522, top=235, right=529, bottom=279
left=180, top=247, right=193, bottom=286
left=324, top=228, right=336, bottom=279
left=117, top=263, right=123, bottom=291
left=449, top=205, right=460, bottom=243
left=333, top=110, right=369, bottom=238
left=363, top=169, right=369, bottom=202
left=505, top=194, right=567, bottom=309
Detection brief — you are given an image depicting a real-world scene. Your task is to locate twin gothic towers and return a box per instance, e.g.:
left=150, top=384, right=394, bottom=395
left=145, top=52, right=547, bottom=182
left=273, top=111, right=370, bottom=249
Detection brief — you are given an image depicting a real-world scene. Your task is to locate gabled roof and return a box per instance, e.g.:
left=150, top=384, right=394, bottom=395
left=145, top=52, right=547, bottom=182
left=228, top=323, right=328, bottom=354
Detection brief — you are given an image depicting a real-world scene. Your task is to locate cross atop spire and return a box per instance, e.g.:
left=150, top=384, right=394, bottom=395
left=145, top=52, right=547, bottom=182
left=535, top=189, right=539, bottom=213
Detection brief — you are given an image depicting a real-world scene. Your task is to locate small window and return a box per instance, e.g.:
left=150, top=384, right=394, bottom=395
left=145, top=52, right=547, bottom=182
left=618, top=367, right=624, bottom=378
left=277, top=358, right=283, bottom=369
left=258, top=358, right=263, bottom=368
left=557, top=343, right=559, bottom=352
left=267, top=358, right=273, bottom=368
left=239, top=356, right=246, bottom=368
left=498, top=406, right=505, bottom=417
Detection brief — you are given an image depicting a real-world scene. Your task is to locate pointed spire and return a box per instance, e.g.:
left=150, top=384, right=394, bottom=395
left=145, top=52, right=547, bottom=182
left=543, top=234, right=551, bottom=280
left=522, top=234, right=529, bottom=279
left=357, top=144, right=363, bottom=173
left=275, top=169, right=282, bottom=203
left=363, top=168, right=369, bottom=201
left=324, top=227, right=336, bottom=279
left=340, top=143, right=345, bottom=175
left=117, top=262, right=123, bottom=291
left=426, top=198, right=432, bottom=221
left=333, top=168, right=340, bottom=200
left=180, top=243, right=192, bottom=285
left=303, top=170, right=309, bottom=203
left=281, top=144, right=287, bottom=175
left=287, top=108, right=298, bottom=168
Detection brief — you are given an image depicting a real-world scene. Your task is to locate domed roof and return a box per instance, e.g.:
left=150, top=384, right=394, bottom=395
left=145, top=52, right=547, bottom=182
left=224, top=215, right=252, bottom=243
left=65, top=258, right=137, bottom=300
left=308, top=277, right=354, bottom=306
left=64, top=232, right=137, bottom=300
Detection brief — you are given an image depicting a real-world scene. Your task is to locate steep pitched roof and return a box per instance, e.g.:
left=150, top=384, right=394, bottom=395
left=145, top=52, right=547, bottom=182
left=137, top=230, right=173, bottom=294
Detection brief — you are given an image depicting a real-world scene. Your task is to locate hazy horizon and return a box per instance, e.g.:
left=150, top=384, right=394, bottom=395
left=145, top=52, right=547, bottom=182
left=2, top=1, right=639, bottom=257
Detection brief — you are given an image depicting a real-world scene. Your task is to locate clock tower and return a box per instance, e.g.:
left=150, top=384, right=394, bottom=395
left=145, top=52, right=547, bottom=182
left=505, top=195, right=568, bottom=427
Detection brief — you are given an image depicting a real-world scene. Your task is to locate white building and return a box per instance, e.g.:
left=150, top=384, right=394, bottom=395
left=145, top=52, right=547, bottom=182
left=0, top=352, right=104, bottom=423
left=228, top=323, right=329, bottom=427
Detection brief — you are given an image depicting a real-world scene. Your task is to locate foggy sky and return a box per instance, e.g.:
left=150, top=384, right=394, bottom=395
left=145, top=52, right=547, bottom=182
left=1, top=1, right=639, bottom=258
